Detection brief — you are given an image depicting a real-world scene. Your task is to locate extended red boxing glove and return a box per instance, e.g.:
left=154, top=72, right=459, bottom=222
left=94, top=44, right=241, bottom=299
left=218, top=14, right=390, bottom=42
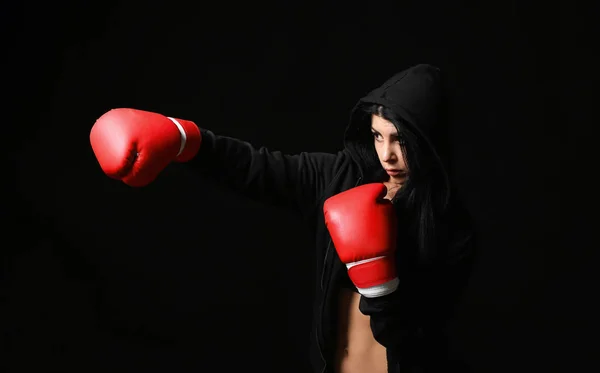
left=90, top=108, right=201, bottom=186
left=323, top=183, right=399, bottom=298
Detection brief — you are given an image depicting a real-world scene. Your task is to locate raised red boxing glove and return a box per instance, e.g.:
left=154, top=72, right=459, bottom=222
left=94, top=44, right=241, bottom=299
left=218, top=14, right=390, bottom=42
left=90, top=108, right=201, bottom=187
left=323, top=183, right=399, bottom=298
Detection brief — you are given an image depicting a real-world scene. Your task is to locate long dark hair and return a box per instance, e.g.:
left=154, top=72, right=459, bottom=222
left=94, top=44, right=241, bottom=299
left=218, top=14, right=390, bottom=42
left=361, top=104, right=453, bottom=268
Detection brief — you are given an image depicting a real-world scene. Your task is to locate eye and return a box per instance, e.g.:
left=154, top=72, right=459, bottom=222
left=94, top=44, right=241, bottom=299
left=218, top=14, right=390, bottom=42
left=394, top=135, right=406, bottom=145
left=372, top=131, right=383, bottom=141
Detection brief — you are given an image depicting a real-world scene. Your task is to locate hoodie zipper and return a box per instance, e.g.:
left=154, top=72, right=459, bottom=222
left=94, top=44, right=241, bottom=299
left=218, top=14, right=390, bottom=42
left=316, top=176, right=362, bottom=373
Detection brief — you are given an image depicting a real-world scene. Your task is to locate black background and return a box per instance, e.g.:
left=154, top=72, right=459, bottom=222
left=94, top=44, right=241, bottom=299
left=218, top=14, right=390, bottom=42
left=3, top=1, right=597, bottom=372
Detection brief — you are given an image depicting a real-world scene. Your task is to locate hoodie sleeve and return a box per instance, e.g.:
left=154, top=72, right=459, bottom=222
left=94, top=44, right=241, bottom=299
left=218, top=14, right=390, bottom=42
left=359, top=232, right=475, bottom=367
left=188, top=128, right=345, bottom=215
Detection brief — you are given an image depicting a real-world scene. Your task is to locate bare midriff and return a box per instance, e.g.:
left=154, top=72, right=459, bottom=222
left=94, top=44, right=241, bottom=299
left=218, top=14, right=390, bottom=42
left=334, top=288, right=387, bottom=373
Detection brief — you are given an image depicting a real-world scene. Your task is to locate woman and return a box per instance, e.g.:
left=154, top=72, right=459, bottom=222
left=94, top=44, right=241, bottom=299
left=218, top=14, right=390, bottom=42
left=90, top=64, right=475, bottom=373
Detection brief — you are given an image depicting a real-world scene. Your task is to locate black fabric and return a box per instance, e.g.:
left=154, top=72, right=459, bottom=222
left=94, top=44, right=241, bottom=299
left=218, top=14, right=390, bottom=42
left=187, top=64, right=474, bottom=373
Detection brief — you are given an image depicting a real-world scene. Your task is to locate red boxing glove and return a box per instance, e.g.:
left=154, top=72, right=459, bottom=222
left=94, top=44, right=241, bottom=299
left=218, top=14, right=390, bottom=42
left=324, top=183, right=399, bottom=298
left=90, top=108, right=201, bottom=186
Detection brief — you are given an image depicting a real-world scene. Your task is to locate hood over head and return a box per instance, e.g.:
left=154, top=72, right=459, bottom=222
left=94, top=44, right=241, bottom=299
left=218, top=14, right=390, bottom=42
left=344, top=63, right=451, bottom=207
left=344, top=64, right=474, bottom=269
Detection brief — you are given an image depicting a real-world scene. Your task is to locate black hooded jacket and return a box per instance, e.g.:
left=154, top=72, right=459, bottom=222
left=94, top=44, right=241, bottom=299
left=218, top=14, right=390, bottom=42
left=188, top=64, right=474, bottom=372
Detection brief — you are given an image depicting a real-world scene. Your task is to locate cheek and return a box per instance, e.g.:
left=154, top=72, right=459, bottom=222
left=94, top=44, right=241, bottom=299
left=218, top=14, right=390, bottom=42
left=374, top=142, right=385, bottom=160
left=397, top=147, right=408, bottom=166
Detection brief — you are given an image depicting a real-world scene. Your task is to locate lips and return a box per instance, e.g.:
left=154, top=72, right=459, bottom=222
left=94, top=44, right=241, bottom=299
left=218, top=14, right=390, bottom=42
left=385, top=169, right=406, bottom=176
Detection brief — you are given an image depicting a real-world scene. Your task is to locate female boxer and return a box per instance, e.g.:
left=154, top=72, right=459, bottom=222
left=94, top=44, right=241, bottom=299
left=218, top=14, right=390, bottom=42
left=90, top=64, right=474, bottom=373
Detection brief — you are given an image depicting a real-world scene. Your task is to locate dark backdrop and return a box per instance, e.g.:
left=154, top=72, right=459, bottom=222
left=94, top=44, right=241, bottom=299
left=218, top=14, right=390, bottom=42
left=3, top=1, right=597, bottom=372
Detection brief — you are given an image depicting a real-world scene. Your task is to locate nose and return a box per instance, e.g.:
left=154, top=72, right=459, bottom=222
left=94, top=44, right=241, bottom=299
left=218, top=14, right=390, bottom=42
left=382, top=142, right=395, bottom=162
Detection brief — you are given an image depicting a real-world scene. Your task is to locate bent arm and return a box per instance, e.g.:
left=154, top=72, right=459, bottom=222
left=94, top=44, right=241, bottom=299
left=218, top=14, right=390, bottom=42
left=189, top=128, right=344, bottom=214
left=360, top=232, right=475, bottom=368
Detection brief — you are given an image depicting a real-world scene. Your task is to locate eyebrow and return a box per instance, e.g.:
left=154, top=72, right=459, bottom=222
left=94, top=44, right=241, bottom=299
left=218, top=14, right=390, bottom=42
left=371, top=127, right=399, bottom=137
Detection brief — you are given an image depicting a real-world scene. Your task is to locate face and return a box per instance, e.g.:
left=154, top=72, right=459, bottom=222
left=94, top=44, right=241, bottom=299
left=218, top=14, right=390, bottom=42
left=371, top=114, right=408, bottom=184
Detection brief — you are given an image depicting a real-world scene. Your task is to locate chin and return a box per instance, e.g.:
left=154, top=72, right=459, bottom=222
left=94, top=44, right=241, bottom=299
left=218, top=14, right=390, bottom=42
left=391, top=175, right=408, bottom=184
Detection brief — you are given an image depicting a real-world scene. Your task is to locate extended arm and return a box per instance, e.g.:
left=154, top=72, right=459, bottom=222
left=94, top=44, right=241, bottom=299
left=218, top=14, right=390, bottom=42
left=190, top=128, right=343, bottom=213
left=90, top=108, right=345, bottom=216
